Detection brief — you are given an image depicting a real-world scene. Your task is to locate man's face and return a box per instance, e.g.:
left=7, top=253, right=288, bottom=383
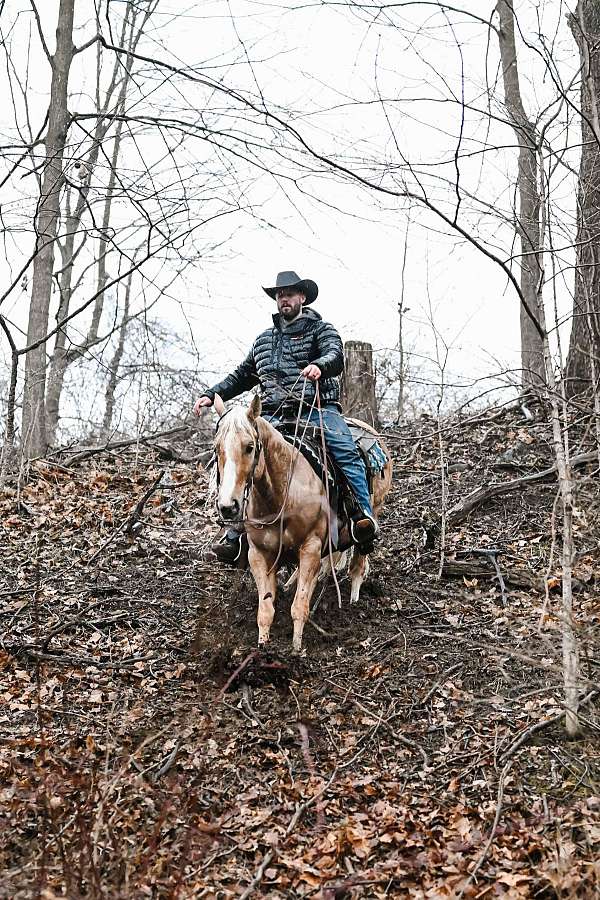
left=276, top=288, right=304, bottom=320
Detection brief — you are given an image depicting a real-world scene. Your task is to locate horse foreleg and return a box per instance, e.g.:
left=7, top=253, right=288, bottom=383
left=284, top=549, right=346, bottom=592
left=291, top=537, right=321, bottom=653
left=248, top=545, right=278, bottom=646
left=349, top=548, right=370, bottom=604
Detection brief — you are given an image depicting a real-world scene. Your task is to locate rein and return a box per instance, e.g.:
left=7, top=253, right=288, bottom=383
left=243, top=378, right=315, bottom=530
left=213, top=418, right=263, bottom=526
left=213, top=377, right=343, bottom=606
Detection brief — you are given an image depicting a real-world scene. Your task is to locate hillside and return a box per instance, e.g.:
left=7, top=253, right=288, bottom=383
left=1, top=403, right=599, bottom=898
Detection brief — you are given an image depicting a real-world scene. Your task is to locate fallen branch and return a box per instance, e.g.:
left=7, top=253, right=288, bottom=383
left=447, top=451, right=597, bottom=527
left=86, top=470, right=165, bottom=565
left=62, top=425, right=195, bottom=464
left=439, top=558, right=541, bottom=591
left=12, top=646, right=159, bottom=669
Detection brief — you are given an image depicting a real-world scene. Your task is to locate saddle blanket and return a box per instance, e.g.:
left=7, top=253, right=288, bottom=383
left=274, top=417, right=388, bottom=487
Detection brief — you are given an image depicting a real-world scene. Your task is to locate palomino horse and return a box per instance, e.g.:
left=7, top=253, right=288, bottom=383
left=212, top=392, right=392, bottom=652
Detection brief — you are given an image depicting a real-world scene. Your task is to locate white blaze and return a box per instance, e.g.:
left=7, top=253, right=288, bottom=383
left=218, top=434, right=240, bottom=507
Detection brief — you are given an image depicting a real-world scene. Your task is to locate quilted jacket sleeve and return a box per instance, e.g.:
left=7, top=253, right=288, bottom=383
left=311, top=321, right=344, bottom=379
left=202, top=347, right=259, bottom=402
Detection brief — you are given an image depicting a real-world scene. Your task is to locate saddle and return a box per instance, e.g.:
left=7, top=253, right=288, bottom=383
left=274, top=417, right=387, bottom=487
left=273, top=417, right=388, bottom=551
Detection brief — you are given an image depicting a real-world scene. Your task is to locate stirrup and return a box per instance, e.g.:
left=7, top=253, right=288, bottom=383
left=213, top=529, right=247, bottom=566
left=350, top=511, right=379, bottom=548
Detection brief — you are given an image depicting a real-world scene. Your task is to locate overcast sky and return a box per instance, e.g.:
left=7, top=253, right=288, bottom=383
left=0, top=0, right=580, bottom=419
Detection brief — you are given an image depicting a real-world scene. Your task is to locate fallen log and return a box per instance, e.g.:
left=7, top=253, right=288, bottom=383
left=447, top=451, right=597, bottom=527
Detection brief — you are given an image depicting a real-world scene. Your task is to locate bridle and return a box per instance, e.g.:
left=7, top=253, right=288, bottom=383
left=213, top=414, right=263, bottom=526
left=209, top=382, right=342, bottom=604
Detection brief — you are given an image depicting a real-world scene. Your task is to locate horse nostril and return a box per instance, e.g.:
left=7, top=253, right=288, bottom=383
left=220, top=500, right=240, bottom=520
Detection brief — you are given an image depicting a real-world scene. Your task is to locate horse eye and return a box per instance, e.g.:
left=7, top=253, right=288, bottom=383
left=245, top=443, right=254, bottom=454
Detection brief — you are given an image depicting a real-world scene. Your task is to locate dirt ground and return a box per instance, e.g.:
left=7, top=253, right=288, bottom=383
left=1, top=403, right=599, bottom=898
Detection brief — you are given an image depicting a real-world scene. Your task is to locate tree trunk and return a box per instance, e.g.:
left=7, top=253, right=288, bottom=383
left=101, top=274, right=133, bottom=437
left=22, top=0, right=75, bottom=458
left=45, top=187, right=86, bottom=445
left=496, top=0, right=546, bottom=391
left=341, top=341, right=379, bottom=428
left=46, top=2, right=144, bottom=442
left=565, top=1, right=600, bottom=398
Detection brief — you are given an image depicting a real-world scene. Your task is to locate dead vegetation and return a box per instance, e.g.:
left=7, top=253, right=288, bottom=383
left=1, top=403, right=599, bottom=898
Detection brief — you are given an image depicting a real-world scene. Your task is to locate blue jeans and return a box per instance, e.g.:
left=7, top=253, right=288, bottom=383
left=264, top=405, right=373, bottom=514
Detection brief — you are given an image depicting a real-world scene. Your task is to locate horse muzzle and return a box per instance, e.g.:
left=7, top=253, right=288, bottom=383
left=218, top=499, right=241, bottom=522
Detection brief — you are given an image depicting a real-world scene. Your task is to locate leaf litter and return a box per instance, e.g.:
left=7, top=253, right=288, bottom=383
left=1, top=404, right=599, bottom=898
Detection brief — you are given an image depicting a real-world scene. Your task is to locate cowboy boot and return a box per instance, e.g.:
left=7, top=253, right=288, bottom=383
left=342, top=484, right=379, bottom=550
left=212, top=526, right=248, bottom=568
left=350, top=510, right=379, bottom=550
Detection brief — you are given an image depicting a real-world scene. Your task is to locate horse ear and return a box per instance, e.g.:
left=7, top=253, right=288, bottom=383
left=248, top=393, right=262, bottom=421
left=214, top=394, right=226, bottom=417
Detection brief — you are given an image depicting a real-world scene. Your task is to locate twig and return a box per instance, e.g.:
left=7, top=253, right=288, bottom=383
left=238, top=768, right=338, bottom=899
left=297, top=721, right=325, bottom=828
left=152, top=740, right=180, bottom=782
left=420, top=663, right=463, bottom=705
left=240, top=683, right=264, bottom=727
left=40, top=602, right=128, bottom=652
left=306, top=617, right=334, bottom=638
left=214, top=650, right=259, bottom=704
left=499, top=689, right=598, bottom=763
left=86, top=470, right=165, bottom=565
left=472, top=549, right=508, bottom=606
left=457, top=759, right=513, bottom=898
left=348, top=696, right=430, bottom=768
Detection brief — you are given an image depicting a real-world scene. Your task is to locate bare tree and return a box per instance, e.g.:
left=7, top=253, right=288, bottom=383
left=45, top=1, right=155, bottom=443
left=21, top=0, right=76, bottom=457
left=496, top=0, right=546, bottom=391
left=565, top=1, right=600, bottom=400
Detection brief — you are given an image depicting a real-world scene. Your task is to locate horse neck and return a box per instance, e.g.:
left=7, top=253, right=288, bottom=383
left=254, top=417, right=295, bottom=501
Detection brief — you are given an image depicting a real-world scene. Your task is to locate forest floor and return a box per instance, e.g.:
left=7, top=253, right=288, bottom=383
left=1, top=402, right=600, bottom=899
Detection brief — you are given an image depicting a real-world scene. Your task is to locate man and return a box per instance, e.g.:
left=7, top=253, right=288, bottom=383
left=194, top=270, right=378, bottom=562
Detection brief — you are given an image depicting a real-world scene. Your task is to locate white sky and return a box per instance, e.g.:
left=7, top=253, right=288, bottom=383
left=0, top=0, right=581, bottom=422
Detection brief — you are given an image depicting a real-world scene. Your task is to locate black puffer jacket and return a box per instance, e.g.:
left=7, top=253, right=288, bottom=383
left=203, top=308, right=344, bottom=413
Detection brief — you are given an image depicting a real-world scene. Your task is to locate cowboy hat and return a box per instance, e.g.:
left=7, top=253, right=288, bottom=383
left=262, top=271, right=319, bottom=306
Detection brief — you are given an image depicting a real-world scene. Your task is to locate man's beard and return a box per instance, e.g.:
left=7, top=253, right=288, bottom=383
left=280, top=302, right=302, bottom=320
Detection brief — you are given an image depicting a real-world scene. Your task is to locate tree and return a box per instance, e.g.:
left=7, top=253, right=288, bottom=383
left=565, top=1, right=600, bottom=399
left=342, top=341, right=379, bottom=427
left=496, top=0, right=546, bottom=390
left=21, top=0, right=76, bottom=457
left=1, top=0, right=277, bottom=454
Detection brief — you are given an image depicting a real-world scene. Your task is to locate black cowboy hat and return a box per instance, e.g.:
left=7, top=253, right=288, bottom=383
left=262, top=270, right=319, bottom=306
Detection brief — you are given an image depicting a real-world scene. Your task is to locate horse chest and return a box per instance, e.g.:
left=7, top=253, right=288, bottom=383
left=247, top=522, right=297, bottom=554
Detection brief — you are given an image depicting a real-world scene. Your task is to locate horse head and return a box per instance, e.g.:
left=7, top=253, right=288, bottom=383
left=213, top=393, right=262, bottom=523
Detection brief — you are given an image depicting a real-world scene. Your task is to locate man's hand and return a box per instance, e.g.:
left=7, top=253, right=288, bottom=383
left=302, top=364, right=322, bottom=381
left=194, top=396, right=213, bottom=416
